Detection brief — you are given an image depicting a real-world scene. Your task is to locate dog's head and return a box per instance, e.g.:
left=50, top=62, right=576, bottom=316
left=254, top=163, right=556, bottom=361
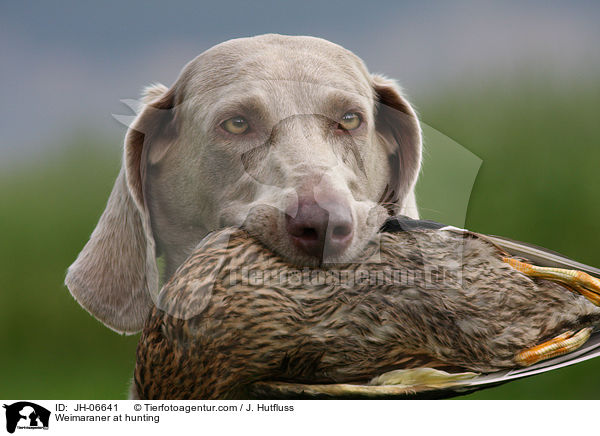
left=65, top=34, right=422, bottom=333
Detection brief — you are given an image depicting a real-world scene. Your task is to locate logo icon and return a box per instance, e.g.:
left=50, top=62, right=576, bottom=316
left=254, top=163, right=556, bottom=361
left=3, top=402, right=50, bottom=434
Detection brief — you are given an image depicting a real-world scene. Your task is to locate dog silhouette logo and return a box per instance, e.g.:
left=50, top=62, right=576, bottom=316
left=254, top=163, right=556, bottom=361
left=3, top=402, right=50, bottom=433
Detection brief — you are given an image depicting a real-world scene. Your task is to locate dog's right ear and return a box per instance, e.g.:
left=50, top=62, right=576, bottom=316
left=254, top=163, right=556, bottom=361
left=65, top=83, right=176, bottom=334
left=372, top=75, right=422, bottom=218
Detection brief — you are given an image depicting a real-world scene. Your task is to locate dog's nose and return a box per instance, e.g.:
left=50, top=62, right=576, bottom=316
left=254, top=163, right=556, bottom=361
left=285, top=196, right=354, bottom=259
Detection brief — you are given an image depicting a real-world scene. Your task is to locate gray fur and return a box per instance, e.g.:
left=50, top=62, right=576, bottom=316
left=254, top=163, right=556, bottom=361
left=65, top=35, right=422, bottom=333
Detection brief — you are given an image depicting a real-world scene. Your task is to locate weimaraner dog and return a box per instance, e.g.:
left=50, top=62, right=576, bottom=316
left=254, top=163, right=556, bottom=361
left=65, top=34, right=422, bottom=334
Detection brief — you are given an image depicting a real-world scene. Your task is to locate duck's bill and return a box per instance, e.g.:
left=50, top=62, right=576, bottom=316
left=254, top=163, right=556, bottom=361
left=249, top=380, right=467, bottom=399
left=248, top=369, right=479, bottom=399
left=248, top=330, right=600, bottom=399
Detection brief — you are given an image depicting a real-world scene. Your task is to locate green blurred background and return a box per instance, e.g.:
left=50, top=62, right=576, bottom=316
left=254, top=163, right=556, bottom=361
left=1, top=2, right=599, bottom=399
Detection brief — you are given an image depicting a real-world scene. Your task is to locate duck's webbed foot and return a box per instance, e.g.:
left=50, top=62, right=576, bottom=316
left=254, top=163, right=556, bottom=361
left=515, top=328, right=592, bottom=367
left=503, top=258, right=599, bottom=366
left=503, top=258, right=600, bottom=306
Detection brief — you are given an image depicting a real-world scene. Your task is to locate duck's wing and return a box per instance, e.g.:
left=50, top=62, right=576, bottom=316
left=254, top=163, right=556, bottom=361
left=249, top=329, right=600, bottom=399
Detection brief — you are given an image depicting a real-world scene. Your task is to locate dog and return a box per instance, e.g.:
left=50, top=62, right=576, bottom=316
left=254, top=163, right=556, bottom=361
left=65, top=34, right=422, bottom=334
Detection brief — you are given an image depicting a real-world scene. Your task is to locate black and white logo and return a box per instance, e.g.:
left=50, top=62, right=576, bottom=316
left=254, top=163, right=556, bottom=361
left=3, top=402, right=50, bottom=433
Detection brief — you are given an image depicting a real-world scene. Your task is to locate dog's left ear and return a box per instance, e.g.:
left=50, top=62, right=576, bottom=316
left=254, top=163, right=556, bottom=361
left=372, top=75, right=422, bottom=217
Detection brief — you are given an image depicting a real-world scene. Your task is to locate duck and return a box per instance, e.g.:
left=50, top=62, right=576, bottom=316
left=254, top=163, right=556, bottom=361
left=133, top=216, right=600, bottom=399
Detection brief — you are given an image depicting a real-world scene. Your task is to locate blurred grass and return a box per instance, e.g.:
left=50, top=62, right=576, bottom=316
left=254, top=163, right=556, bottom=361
left=0, top=135, right=139, bottom=399
left=1, top=74, right=599, bottom=399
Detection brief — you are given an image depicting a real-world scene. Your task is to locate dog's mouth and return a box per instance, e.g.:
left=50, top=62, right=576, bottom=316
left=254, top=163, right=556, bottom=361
left=237, top=203, right=387, bottom=267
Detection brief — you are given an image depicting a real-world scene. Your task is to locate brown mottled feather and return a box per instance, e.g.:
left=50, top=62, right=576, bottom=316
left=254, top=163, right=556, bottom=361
left=134, top=228, right=600, bottom=399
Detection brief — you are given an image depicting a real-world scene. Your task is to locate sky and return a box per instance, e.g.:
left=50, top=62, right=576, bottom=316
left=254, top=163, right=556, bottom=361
left=1, top=0, right=599, bottom=165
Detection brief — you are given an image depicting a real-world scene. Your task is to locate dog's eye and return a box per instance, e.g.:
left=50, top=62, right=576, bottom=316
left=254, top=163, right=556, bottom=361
left=221, top=116, right=250, bottom=135
left=338, top=112, right=362, bottom=131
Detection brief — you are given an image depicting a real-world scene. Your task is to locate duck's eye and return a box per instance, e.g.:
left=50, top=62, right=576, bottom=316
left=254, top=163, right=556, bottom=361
left=221, top=116, right=250, bottom=135
left=338, top=112, right=362, bottom=131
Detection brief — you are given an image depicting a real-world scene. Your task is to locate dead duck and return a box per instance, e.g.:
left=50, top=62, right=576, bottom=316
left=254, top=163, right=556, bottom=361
left=133, top=216, right=600, bottom=399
